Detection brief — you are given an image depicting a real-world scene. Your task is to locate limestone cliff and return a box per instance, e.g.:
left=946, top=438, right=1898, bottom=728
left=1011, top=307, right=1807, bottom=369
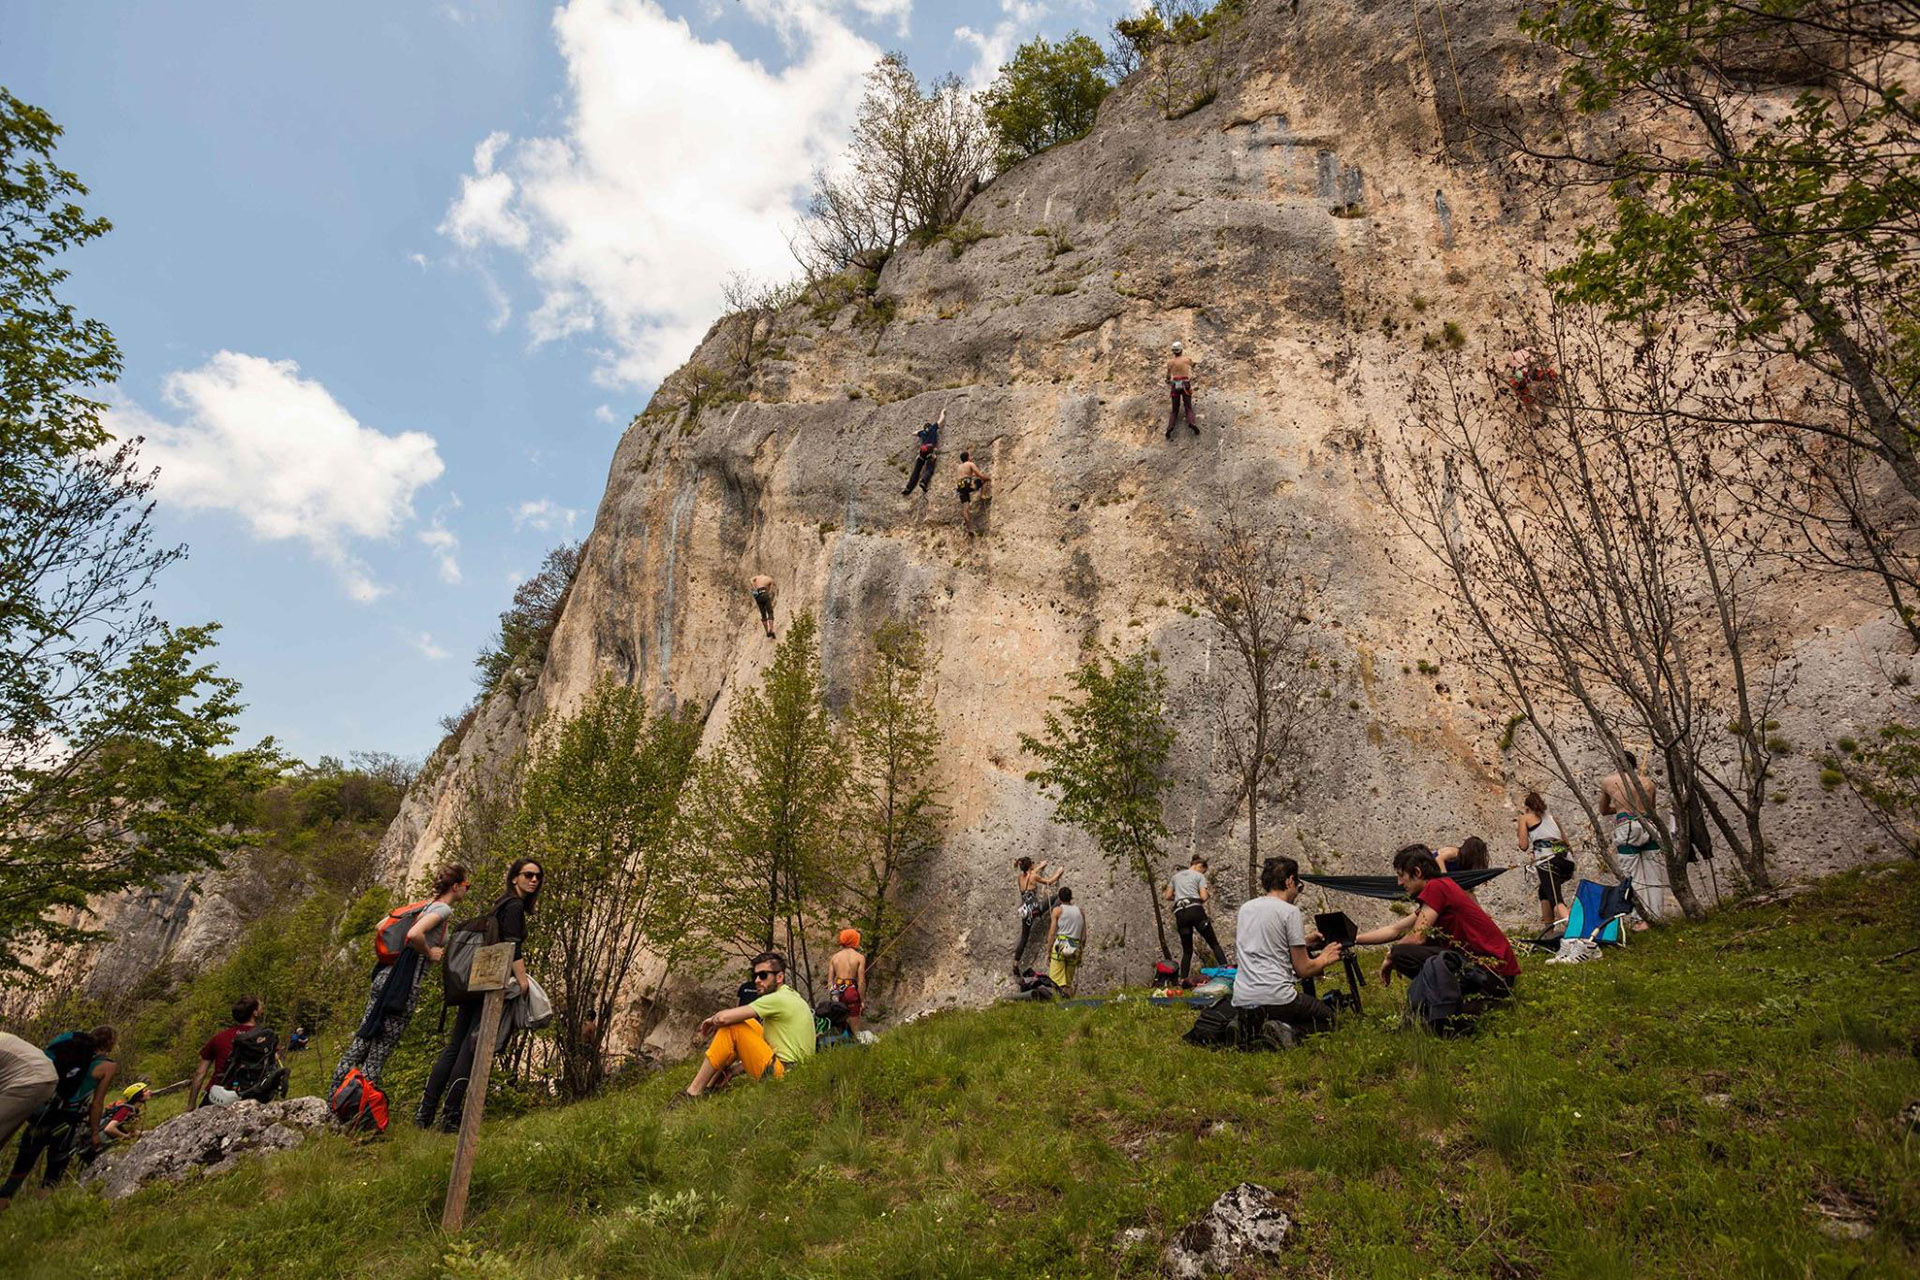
left=378, top=0, right=1906, bottom=1022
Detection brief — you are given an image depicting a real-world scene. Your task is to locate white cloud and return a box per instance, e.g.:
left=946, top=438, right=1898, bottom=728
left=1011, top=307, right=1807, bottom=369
left=411, top=631, right=452, bottom=661
left=956, top=1, right=1066, bottom=88
left=439, top=0, right=883, bottom=386
left=594, top=404, right=616, bottom=424
left=418, top=521, right=462, bottom=584
left=111, top=352, right=445, bottom=602
left=407, top=251, right=430, bottom=270
left=512, top=498, right=579, bottom=533
left=440, top=131, right=529, bottom=252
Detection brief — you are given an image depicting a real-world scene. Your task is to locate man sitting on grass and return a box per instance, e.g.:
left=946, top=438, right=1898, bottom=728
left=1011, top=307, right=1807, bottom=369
left=678, top=951, right=815, bottom=1102
left=1355, top=845, right=1520, bottom=998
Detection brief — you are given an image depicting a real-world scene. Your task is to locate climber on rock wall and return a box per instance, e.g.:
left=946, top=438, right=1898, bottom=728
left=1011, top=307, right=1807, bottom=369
left=749, top=574, right=776, bottom=639
left=1166, top=341, right=1198, bottom=439
left=903, top=406, right=943, bottom=496
left=955, top=451, right=990, bottom=536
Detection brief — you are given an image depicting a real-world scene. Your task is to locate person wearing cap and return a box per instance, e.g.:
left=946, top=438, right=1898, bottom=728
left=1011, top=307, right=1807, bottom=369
left=827, top=929, right=868, bottom=1033
left=1165, top=341, right=1198, bottom=438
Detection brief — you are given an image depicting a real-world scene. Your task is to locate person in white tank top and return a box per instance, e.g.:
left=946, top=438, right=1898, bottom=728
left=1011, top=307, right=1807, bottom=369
left=1518, top=791, right=1572, bottom=927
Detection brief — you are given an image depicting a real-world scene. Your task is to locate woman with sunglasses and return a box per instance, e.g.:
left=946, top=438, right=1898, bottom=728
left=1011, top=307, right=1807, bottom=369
left=415, top=859, right=541, bottom=1131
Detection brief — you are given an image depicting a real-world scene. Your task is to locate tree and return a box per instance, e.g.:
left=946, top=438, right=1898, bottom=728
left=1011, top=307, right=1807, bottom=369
left=1021, top=642, right=1177, bottom=959
left=1189, top=500, right=1326, bottom=897
left=475, top=541, right=582, bottom=691
left=719, top=271, right=804, bottom=383
left=506, top=677, right=705, bottom=1098
left=0, top=626, right=280, bottom=975
left=0, top=91, right=278, bottom=975
left=688, top=611, right=846, bottom=997
left=1373, top=300, right=1792, bottom=917
left=1515, top=2, right=1920, bottom=503
left=794, top=54, right=993, bottom=278
left=841, top=622, right=946, bottom=986
left=980, top=33, right=1113, bottom=171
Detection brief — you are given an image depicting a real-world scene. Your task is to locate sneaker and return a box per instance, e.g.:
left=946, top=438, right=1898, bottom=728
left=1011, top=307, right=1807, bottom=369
left=1259, top=1020, right=1297, bottom=1051
left=665, top=1091, right=697, bottom=1112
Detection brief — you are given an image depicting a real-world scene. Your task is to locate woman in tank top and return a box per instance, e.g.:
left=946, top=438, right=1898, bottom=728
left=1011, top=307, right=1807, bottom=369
left=1518, top=792, right=1572, bottom=927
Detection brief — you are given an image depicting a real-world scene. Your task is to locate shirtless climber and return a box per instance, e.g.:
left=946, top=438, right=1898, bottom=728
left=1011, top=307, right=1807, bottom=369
left=955, top=451, right=991, bottom=536
left=1166, top=342, right=1198, bottom=438
left=749, top=574, right=776, bottom=639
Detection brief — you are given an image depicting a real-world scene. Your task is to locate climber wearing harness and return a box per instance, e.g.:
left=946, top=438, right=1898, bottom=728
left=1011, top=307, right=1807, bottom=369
left=955, top=451, right=991, bottom=536
left=904, top=407, right=943, bottom=496
left=749, top=574, right=776, bottom=639
left=1166, top=341, right=1198, bottom=438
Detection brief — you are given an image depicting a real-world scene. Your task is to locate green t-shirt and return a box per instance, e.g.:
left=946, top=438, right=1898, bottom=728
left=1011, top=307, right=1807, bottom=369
left=749, top=984, right=816, bottom=1066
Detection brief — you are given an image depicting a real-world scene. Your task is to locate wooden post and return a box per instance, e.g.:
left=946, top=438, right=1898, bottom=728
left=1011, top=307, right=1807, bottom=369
left=441, top=942, right=515, bottom=1233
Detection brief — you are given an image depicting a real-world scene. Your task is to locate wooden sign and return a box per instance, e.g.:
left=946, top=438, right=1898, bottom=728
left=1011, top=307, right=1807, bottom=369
left=467, top=942, right=515, bottom=993
left=442, top=977, right=509, bottom=1233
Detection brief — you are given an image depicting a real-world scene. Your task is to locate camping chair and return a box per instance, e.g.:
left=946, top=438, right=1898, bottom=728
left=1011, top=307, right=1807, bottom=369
left=1527, top=879, right=1632, bottom=952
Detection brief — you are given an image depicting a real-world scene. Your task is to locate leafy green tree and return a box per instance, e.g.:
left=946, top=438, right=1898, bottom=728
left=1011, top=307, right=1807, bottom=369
left=0, top=91, right=277, bottom=976
left=841, top=622, right=946, bottom=984
left=981, top=33, right=1113, bottom=170
left=475, top=541, right=582, bottom=692
left=688, top=611, right=846, bottom=997
left=506, top=677, right=705, bottom=1098
left=1521, top=1, right=1920, bottom=501
left=1021, top=642, right=1177, bottom=960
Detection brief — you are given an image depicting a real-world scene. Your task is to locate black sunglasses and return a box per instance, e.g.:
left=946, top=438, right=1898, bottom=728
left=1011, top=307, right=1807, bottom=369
left=519, top=871, right=542, bottom=880
left=752, top=969, right=778, bottom=980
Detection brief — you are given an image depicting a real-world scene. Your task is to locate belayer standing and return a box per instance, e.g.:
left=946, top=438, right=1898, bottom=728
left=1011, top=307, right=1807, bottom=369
left=1165, top=341, right=1198, bottom=438
left=0, top=1026, right=115, bottom=1208
left=332, top=863, right=470, bottom=1093
left=1164, top=854, right=1229, bottom=985
left=903, top=406, right=944, bottom=496
left=827, top=929, right=868, bottom=1034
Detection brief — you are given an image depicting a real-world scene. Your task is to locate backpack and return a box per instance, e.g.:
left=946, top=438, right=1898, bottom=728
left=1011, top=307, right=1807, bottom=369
left=441, top=908, right=502, bottom=1008
left=220, top=1027, right=286, bottom=1100
left=1406, top=952, right=1468, bottom=1035
left=328, top=1068, right=389, bottom=1134
left=46, top=1031, right=98, bottom=1105
left=1015, top=969, right=1062, bottom=1000
left=373, top=899, right=436, bottom=966
left=1153, top=960, right=1178, bottom=987
left=1182, top=993, right=1240, bottom=1048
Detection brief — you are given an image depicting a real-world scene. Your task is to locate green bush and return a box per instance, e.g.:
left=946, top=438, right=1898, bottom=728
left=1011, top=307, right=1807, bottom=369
left=980, top=33, right=1112, bottom=171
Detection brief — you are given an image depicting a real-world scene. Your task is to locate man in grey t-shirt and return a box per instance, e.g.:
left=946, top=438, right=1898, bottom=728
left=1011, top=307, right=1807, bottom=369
left=1230, top=855, right=1343, bottom=1047
left=1164, top=855, right=1228, bottom=984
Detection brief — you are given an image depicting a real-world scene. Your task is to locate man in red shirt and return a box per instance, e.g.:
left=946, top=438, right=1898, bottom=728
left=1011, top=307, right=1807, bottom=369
left=189, top=996, right=261, bottom=1109
left=1355, top=846, right=1520, bottom=996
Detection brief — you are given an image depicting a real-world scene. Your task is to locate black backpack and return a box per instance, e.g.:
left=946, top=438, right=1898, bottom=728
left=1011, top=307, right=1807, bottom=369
left=47, top=1031, right=98, bottom=1105
left=1182, top=993, right=1240, bottom=1048
left=220, top=1027, right=286, bottom=1100
left=441, top=909, right=502, bottom=1008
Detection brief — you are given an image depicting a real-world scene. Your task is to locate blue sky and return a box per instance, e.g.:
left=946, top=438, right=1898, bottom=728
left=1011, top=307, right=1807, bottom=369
left=4, top=0, right=1135, bottom=764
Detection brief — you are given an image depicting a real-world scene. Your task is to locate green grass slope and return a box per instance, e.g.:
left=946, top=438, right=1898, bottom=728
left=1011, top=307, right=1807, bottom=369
left=4, top=867, right=1917, bottom=1279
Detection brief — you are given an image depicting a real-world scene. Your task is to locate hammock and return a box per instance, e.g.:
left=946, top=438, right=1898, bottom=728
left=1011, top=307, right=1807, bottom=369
left=1299, top=867, right=1509, bottom=901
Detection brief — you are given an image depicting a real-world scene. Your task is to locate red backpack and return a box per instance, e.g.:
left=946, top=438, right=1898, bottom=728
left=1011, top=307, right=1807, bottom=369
left=372, top=900, right=435, bottom=965
left=328, top=1069, right=388, bottom=1134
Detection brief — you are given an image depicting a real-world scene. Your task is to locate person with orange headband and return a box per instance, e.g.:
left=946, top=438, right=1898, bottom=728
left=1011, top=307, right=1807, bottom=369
left=827, top=929, right=868, bottom=1034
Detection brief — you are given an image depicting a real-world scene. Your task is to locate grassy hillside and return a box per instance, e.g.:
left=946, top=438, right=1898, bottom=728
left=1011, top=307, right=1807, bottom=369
left=4, top=866, right=1917, bottom=1279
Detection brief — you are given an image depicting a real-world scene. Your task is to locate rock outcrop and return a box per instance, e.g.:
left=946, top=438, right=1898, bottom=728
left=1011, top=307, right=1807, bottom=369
left=1164, top=1182, right=1294, bottom=1278
left=82, top=1097, right=331, bottom=1201
left=379, top=0, right=1903, bottom=1024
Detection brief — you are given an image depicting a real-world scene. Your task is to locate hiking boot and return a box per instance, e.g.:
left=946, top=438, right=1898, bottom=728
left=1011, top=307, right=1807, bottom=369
left=1259, top=1020, right=1297, bottom=1051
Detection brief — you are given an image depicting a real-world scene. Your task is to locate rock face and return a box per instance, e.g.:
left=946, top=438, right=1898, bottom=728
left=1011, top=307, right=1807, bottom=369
left=1164, top=1182, right=1294, bottom=1278
left=81, top=1097, right=331, bottom=1201
left=379, top=0, right=1901, bottom=1023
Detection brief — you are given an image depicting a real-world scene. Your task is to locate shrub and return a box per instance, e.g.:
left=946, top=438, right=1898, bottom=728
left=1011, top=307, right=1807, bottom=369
left=981, top=33, right=1112, bottom=171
